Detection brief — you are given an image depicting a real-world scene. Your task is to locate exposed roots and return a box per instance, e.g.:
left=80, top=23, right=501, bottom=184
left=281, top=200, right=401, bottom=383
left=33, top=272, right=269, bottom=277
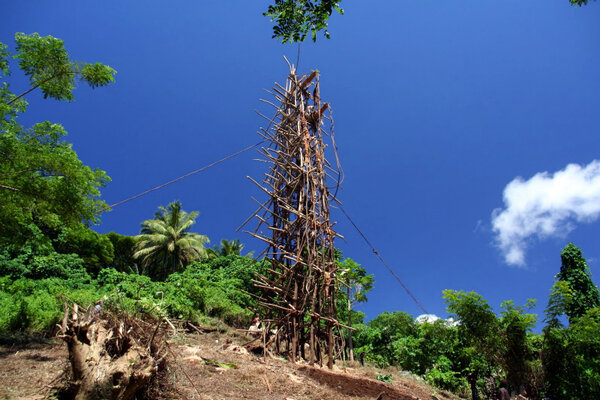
left=54, top=303, right=170, bottom=400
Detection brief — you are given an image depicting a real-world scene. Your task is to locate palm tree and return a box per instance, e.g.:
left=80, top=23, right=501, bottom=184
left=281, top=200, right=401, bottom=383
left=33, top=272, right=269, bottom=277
left=133, top=201, right=209, bottom=280
left=204, top=238, right=250, bottom=261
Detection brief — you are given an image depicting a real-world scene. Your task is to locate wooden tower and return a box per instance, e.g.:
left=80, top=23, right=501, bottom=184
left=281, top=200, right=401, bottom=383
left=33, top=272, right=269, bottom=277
left=246, top=66, right=345, bottom=368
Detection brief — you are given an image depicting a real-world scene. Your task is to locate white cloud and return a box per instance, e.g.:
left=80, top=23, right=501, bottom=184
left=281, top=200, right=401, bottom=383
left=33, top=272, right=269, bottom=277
left=492, top=160, right=600, bottom=267
left=415, top=314, right=459, bottom=326
left=415, top=314, right=440, bottom=324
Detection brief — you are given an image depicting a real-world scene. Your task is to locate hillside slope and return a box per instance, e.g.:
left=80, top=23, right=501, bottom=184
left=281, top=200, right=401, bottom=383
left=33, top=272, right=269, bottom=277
left=0, top=331, right=460, bottom=400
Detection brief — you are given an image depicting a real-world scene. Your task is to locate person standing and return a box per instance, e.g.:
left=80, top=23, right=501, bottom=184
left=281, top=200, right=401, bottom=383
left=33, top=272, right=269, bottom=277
left=469, top=376, right=479, bottom=400
left=498, top=380, right=510, bottom=400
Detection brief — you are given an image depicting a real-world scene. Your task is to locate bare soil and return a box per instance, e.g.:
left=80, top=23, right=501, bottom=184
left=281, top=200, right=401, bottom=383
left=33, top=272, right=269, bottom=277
left=0, top=332, right=460, bottom=400
left=0, top=337, right=67, bottom=400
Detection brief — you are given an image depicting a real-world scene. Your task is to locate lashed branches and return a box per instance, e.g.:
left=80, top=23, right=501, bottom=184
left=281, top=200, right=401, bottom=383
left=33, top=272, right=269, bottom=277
left=246, top=66, right=343, bottom=368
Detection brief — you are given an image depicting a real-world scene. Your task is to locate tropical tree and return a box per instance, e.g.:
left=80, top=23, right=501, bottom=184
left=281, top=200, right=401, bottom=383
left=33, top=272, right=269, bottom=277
left=1, top=33, right=115, bottom=247
left=337, top=257, right=373, bottom=361
left=205, top=239, right=248, bottom=260
left=542, top=243, right=600, bottom=399
left=0, top=33, right=115, bottom=280
left=546, top=243, right=600, bottom=326
left=103, top=232, right=139, bottom=274
left=354, top=311, right=418, bottom=368
left=498, top=299, right=538, bottom=393
left=443, top=290, right=501, bottom=398
left=133, top=201, right=209, bottom=280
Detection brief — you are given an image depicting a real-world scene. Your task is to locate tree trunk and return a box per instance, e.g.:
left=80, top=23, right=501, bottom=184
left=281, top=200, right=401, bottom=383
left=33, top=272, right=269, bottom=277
left=347, top=285, right=354, bottom=362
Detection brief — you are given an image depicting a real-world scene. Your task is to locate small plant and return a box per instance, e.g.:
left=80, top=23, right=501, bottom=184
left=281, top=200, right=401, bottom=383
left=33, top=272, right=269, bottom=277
left=376, top=372, right=394, bottom=384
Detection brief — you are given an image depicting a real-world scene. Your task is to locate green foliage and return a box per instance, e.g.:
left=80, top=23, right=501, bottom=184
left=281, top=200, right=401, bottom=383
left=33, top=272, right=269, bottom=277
left=543, top=309, right=600, bottom=399
left=337, top=257, right=374, bottom=341
left=0, top=121, right=110, bottom=242
left=499, top=300, right=538, bottom=390
left=375, top=372, right=394, bottom=384
left=104, top=232, right=139, bottom=273
left=205, top=239, right=251, bottom=261
left=354, top=311, right=417, bottom=367
left=0, top=238, right=90, bottom=281
left=0, top=276, right=97, bottom=334
left=355, top=310, right=467, bottom=393
left=79, top=62, right=117, bottom=88
left=133, top=201, right=209, bottom=280
left=337, top=257, right=373, bottom=304
left=264, top=0, right=343, bottom=43
left=13, top=32, right=115, bottom=101
left=162, top=256, right=264, bottom=326
left=443, top=290, right=507, bottom=397
left=543, top=244, right=600, bottom=399
left=0, top=254, right=266, bottom=334
left=54, top=225, right=114, bottom=276
left=1, top=33, right=114, bottom=265
left=570, top=0, right=590, bottom=5
left=0, top=42, right=9, bottom=75
left=443, top=290, right=500, bottom=370
left=424, top=355, right=466, bottom=394
left=417, top=320, right=462, bottom=377
left=547, top=243, right=600, bottom=325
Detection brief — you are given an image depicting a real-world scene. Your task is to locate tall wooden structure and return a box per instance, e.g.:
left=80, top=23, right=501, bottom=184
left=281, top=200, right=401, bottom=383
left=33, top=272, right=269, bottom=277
left=246, top=66, right=344, bottom=368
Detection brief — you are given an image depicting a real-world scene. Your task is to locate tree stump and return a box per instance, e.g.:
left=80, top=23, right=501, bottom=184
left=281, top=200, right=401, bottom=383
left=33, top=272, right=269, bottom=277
left=57, top=303, right=160, bottom=400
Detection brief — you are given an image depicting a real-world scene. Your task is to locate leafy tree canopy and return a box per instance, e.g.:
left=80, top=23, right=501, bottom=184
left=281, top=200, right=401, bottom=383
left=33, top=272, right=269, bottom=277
left=0, top=33, right=115, bottom=278
left=546, top=243, right=600, bottom=326
left=264, top=0, right=589, bottom=44
left=8, top=32, right=115, bottom=106
left=543, top=244, right=600, bottom=399
left=499, top=299, right=538, bottom=391
left=443, top=289, right=502, bottom=395
left=571, top=0, right=592, bottom=5
left=1, top=33, right=115, bottom=247
left=264, top=0, right=343, bottom=43
left=104, top=232, right=139, bottom=274
left=337, top=257, right=374, bottom=304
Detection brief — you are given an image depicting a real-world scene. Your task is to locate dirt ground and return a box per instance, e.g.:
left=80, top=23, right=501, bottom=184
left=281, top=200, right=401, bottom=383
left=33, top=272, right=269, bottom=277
left=163, top=331, right=458, bottom=400
left=0, top=332, right=460, bottom=400
left=0, top=338, right=67, bottom=400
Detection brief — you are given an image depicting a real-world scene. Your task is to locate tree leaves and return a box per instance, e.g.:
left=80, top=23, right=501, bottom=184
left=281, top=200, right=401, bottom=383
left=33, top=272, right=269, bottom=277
left=133, top=201, right=209, bottom=280
left=546, top=243, right=600, bottom=325
left=13, top=33, right=116, bottom=102
left=264, top=0, right=344, bottom=43
left=0, top=121, right=110, bottom=243
left=570, top=0, right=591, bottom=5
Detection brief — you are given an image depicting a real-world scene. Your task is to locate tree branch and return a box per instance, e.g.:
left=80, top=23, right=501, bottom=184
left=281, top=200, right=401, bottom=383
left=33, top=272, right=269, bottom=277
left=6, top=72, right=68, bottom=106
left=0, top=183, right=20, bottom=191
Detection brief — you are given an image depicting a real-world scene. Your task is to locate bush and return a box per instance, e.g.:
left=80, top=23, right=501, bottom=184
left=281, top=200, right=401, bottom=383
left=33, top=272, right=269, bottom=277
left=0, top=277, right=98, bottom=334
left=425, top=356, right=466, bottom=393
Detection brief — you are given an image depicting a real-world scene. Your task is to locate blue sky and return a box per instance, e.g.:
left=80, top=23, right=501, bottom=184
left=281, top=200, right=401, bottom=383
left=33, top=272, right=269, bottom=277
left=3, top=1, right=600, bottom=328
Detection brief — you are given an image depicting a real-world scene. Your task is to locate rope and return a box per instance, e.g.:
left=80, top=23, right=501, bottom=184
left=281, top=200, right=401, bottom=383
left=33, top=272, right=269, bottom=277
left=93, top=96, right=426, bottom=315
left=97, top=140, right=266, bottom=213
left=296, top=42, right=301, bottom=71
left=337, top=204, right=429, bottom=315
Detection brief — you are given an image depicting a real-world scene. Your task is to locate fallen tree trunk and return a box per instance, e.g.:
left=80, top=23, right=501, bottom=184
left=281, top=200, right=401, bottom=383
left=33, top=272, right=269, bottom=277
left=57, top=303, right=164, bottom=400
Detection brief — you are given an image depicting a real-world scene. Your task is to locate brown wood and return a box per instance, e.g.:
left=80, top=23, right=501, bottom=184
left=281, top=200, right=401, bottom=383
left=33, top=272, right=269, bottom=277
left=248, top=68, right=343, bottom=369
